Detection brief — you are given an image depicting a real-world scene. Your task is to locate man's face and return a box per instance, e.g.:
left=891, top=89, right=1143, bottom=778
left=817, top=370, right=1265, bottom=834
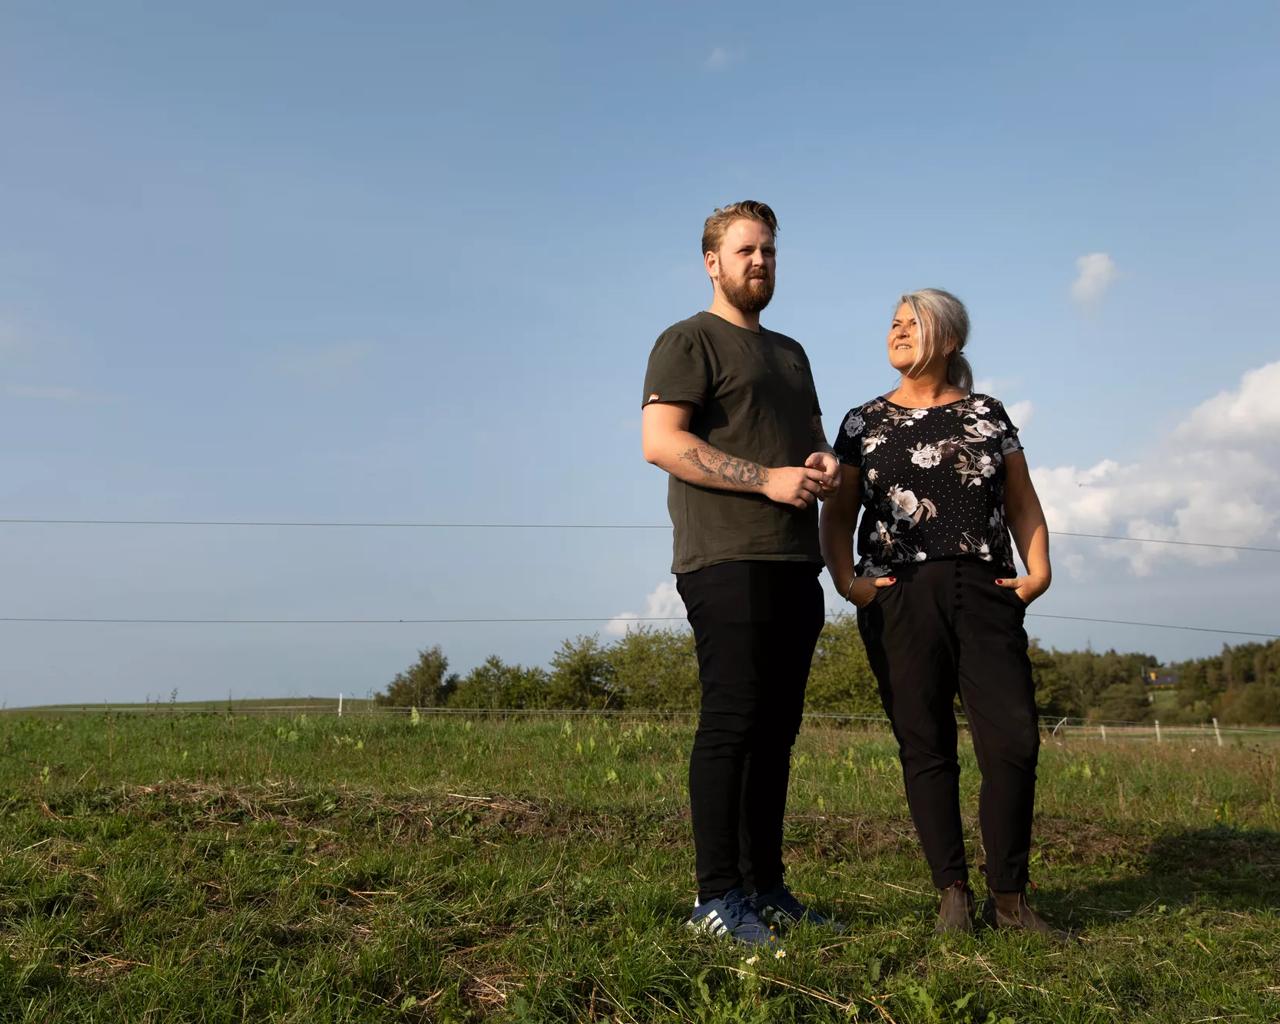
left=707, top=218, right=776, bottom=314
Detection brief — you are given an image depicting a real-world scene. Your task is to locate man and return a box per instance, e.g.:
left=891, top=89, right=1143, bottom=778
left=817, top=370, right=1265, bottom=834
left=641, top=201, right=839, bottom=947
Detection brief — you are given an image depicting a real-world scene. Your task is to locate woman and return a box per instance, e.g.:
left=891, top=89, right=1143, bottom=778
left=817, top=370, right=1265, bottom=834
left=819, top=288, right=1063, bottom=937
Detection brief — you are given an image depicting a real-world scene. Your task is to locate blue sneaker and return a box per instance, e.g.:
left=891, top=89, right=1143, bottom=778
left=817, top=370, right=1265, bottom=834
left=751, top=884, right=837, bottom=929
left=687, top=888, right=779, bottom=948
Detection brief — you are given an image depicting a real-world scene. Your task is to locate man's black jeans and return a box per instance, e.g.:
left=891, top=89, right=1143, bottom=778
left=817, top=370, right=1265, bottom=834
left=676, top=560, right=825, bottom=902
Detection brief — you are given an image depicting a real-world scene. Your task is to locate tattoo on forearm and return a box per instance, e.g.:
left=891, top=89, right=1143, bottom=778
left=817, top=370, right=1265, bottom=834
left=679, top=446, right=769, bottom=488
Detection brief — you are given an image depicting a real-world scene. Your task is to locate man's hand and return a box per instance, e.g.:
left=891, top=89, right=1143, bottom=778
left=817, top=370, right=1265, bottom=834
left=805, top=451, right=841, bottom=497
left=763, top=465, right=828, bottom=508
left=995, top=574, right=1051, bottom=605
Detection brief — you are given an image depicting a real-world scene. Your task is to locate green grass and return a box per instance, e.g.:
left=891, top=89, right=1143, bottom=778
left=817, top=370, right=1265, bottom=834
left=2, top=713, right=1278, bottom=1022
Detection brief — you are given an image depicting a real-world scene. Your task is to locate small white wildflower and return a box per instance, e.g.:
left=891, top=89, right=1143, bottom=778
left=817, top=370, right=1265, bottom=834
left=774, top=949, right=787, bottom=960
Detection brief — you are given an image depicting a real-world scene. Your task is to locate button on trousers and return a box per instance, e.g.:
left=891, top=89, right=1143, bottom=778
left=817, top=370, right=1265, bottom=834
left=857, top=558, right=1040, bottom=892
left=676, top=560, right=825, bottom=902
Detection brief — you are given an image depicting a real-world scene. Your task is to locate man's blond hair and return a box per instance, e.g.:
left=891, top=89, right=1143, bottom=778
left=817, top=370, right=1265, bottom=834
left=701, top=201, right=778, bottom=256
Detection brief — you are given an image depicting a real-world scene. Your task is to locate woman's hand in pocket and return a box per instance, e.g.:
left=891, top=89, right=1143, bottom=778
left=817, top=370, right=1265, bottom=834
left=995, top=574, right=1049, bottom=605
left=846, top=575, right=896, bottom=609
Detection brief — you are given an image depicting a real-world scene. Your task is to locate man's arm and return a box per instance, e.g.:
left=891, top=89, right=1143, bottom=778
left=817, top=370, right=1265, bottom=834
left=641, top=401, right=827, bottom=509
left=804, top=414, right=841, bottom=496
left=810, top=415, right=834, bottom=455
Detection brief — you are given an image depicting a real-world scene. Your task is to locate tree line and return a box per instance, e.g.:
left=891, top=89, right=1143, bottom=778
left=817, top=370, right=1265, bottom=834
left=374, top=620, right=1280, bottom=726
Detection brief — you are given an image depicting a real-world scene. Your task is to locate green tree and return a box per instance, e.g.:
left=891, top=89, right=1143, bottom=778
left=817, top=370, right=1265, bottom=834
left=1089, top=680, right=1152, bottom=723
left=448, top=656, right=550, bottom=709
left=608, top=627, right=699, bottom=711
left=1029, top=640, right=1073, bottom=718
left=547, top=635, right=620, bottom=709
left=374, top=645, right=458, bottom=707
left=804, top=615, right=881, bottom=715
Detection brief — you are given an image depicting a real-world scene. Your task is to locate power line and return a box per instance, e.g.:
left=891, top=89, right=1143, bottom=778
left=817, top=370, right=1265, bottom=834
left=0, top=517, right=1277, bottom=553
left=1054, top=532, right=1280, bottom=554
left=0, top=518, right=669, bottom=530
left=0, top=612, right=1275, bottom=639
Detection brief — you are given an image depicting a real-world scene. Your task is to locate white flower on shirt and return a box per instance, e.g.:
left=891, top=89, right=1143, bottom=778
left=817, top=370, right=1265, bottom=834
left=862, top=433, right=885, bottom=454
left=844, top=413, right=865, bottom=437
left=970, top=399, right=990, bottom=414
left=889, top=486, right=919, bottom=520
left=971, top=419, right=999, bottom=438
left=915, top=551, right=927, bottom=561
left=910, top=443, right=942, bottom=469
left=866, top=468, right=878, bottom=482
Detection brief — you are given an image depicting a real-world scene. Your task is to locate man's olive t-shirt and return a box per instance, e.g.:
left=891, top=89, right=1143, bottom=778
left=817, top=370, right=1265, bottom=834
left=642, top=311, right=823, bottom=574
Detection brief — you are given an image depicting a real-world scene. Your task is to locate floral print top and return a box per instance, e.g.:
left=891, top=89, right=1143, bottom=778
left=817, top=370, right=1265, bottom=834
left=831, top=394, right=1024, bottom=577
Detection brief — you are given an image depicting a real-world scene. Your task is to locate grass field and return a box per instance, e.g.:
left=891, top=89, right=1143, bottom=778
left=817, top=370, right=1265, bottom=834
left=2, top=712, right=1278, bottom=1022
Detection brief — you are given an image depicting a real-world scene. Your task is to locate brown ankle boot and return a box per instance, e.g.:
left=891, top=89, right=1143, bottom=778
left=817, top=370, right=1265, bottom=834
left=984, top=890, right=1070, bottom=941
left=935, top=881, right=975, bottom=934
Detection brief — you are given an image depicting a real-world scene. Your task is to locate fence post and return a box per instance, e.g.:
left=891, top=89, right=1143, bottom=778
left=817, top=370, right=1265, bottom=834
left=1155, top=719, right=1161, bottom=743
left=1212, top=717, right=1223, bottom=747
left=338, top=693, right=344, bottom=718
left=1100, top=724, right=1107, bottom=743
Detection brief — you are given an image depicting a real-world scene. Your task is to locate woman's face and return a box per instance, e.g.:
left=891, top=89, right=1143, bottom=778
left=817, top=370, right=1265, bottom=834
left=886, top=301, right=950, bottom=377
left=887, top=302, right=922, bottom=374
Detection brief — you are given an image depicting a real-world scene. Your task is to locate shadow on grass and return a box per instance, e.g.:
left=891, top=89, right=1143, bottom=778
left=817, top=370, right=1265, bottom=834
left=1048, top=826, right=1280, bottom=930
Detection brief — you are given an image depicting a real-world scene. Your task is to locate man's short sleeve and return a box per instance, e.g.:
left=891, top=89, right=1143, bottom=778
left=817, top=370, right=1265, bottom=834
left=642, top=328, right=708, bottom=409
left=831, top=407, right=865, bottom=468
left=799, top=351, right=822, bottom=417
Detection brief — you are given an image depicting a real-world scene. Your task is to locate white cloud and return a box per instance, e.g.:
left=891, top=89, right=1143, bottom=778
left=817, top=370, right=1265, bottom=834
left=1033, top=360, right=1280, bottom=575
left=0, top=322, right=21, bottom=356
left=1006, top=399, right=1034, bottom=429
left=606, top=578, right=687, bottom=636
left=273, top=342, right=372, bottom=381
left=1070, top=252, right=1117, bottom=307
left=704, top=46, right=740, bottom=71
left=1177, top=361, right=1280, bottom=444
left=5, top=385, right=85, bottom=402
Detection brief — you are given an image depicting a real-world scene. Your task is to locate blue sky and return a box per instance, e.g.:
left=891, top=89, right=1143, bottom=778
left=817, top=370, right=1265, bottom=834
left=2, top=1, right=1278, bottom=707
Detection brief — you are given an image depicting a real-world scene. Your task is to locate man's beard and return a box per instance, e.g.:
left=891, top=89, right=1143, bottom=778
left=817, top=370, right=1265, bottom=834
left=720, top=270, right=774, bottom=314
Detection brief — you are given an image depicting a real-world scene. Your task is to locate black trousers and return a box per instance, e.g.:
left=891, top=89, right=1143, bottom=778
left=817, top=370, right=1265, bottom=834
left=857, top=558, right=1040, bottom=893
left=676, top=560, right=825, bottom=902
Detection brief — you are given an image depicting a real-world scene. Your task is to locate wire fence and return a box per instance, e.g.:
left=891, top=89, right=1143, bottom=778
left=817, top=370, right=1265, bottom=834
left=20, top=700, right=1280, bottom=745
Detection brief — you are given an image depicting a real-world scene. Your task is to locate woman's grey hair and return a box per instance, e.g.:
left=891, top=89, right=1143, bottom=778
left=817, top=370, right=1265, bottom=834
left=898, top=288, right=973, bottom=392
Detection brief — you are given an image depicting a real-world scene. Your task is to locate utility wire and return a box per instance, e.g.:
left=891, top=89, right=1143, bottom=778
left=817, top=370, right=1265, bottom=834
left=0, top=519, right=670, bottom=530
left=0, top=518, right=1277, bottom=554
left=1, top=612, right=1275, bottom=639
